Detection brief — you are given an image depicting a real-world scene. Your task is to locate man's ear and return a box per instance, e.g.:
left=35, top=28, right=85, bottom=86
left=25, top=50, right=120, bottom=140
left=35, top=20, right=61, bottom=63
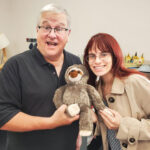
left=36, top=26, right=39, bottom=33
left=68, top=29, right=71, bottom=36
left=67, top=29, right=71, bottom=42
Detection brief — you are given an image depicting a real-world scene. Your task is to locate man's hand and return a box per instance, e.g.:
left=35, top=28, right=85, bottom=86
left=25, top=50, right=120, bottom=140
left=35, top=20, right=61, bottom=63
left=51, top=104, right=79, bottom=128
left=0, top=104, right=79, bottom=132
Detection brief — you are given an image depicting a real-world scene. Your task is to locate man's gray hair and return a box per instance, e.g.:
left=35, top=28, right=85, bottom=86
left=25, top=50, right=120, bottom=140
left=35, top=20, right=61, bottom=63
left=37, top=3, right=71, bottom=28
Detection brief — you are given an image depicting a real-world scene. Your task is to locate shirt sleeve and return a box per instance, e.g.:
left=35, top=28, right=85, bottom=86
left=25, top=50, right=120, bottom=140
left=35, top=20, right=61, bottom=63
left=116, top=75, right=150, bottom=142
left=0, top=59, right=21, bottom=127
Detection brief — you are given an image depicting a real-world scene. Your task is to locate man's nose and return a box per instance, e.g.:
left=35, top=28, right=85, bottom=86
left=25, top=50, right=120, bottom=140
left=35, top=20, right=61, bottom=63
left=47, top=29, right=57, bottom=38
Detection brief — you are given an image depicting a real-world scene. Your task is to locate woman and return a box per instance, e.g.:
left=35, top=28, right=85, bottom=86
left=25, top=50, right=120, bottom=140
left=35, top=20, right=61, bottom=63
left=83, top=33, right=150, bottom=150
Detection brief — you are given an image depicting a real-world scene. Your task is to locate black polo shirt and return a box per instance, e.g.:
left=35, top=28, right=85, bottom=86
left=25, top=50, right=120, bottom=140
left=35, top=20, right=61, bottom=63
left=0, top=47, right=81, bottom=150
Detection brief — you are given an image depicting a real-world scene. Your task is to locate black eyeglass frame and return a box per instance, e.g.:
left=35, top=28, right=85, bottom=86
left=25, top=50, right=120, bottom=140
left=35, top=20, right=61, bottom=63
left=38, top=26, right=69, bottom=33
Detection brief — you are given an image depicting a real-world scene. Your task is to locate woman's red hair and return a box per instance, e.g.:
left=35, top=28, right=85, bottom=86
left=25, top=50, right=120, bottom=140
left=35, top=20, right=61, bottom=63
left=83, top=33, right=144, bottom=86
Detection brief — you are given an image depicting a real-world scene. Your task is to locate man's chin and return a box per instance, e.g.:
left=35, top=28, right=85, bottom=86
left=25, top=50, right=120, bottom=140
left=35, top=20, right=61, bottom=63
left=46, top=45, right=57, bottom=50
left=45, top=52, right=63, bottom=61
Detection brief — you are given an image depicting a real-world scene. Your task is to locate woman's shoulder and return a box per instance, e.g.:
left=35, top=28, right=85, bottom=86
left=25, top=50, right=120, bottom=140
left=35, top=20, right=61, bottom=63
left=127, top=74, right=149, bottom=81
left=124, top=74, right=150, bottom=86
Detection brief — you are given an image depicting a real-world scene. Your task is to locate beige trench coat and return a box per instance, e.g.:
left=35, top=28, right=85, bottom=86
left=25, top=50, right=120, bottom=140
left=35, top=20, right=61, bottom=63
left=96, top=74, right=150, bottom=150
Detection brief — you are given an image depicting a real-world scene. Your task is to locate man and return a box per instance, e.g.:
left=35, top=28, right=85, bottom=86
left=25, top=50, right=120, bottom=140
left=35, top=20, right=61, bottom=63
left=0, top=4, right=81, bottom=150
left=0, top=130, right=6, bottom=150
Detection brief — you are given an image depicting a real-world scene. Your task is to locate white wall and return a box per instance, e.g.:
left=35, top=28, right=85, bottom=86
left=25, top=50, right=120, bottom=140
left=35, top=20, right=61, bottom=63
left=1, top=0, right=150, bottom=61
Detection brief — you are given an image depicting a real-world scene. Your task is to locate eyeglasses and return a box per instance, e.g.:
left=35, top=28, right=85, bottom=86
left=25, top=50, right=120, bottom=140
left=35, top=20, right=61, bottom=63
left=38, top=26, right=69, bottom=35
left=86, top=52, right=111, bottom=63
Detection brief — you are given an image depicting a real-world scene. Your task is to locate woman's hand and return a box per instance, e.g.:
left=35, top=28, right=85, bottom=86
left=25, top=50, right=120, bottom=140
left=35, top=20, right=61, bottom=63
left=99, top=108, right=122, bottom=130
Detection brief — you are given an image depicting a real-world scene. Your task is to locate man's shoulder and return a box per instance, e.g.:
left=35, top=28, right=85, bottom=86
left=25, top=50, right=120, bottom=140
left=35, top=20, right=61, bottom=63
left=3, top=49, right=34, bottom=70
left=13, top=49, right=33, bottom=60
left=65, top=50, right=79, bottom=58
left=64, top=50, right=81, bottom=64
left=9, top=49, right=32, bottom=59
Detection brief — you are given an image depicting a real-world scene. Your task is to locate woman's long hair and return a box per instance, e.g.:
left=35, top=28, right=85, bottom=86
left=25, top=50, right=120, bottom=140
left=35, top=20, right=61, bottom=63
left=83, top=33, right=144, bottom=86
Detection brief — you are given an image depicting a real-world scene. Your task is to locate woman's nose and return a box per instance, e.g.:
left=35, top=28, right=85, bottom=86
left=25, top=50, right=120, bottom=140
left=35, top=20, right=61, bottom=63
left=95, top=56, right=102, bottom=63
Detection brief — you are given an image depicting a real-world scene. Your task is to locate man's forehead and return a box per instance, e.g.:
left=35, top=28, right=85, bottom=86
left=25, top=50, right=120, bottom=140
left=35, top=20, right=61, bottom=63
left=41, top=20, right=66, bottom=26
left=40, top=12, right=67, bottom=26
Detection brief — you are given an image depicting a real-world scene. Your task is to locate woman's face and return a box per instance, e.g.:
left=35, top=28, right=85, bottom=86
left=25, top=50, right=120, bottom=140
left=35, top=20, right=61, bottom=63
left=87, top=47, right=113, bottom=77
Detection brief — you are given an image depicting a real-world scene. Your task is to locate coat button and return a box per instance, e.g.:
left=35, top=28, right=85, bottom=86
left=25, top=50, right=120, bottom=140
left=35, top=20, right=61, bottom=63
left=129, top=138, right=135, bottom=143
left=108, top=97, right=115, bottom=103
left=122, top=143, right=128, bottom=148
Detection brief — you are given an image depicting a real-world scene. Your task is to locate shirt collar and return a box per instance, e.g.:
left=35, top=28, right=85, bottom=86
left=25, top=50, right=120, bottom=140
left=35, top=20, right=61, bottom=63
left=33, top=46, right=66, bottom=66
left=33, top=46, right=48, bottom=65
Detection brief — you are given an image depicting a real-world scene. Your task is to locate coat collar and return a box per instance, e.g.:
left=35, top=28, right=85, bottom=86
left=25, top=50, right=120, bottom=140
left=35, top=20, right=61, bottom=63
left=111, top=77, right=125, bottom=94
left=97, top=77, right=125, bottom=95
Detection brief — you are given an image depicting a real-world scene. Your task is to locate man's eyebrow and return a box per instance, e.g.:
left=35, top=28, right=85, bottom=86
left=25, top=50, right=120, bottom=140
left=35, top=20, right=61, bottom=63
left=58, top=23, right=65, bottom=26
left=41, top=21, right=50, bottom=25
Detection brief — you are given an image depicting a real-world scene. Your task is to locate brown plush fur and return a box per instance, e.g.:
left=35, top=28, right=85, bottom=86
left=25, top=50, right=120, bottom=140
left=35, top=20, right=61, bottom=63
left=53, top=64, right=105, bottom=136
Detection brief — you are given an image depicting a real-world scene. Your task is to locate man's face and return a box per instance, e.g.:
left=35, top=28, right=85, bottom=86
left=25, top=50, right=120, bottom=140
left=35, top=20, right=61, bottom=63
left=36, top=12, right=70, bottom=61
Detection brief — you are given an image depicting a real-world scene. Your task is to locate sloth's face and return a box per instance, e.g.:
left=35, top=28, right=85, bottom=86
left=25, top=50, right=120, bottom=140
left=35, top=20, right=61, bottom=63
left=68, top=67, right=83, bottom=82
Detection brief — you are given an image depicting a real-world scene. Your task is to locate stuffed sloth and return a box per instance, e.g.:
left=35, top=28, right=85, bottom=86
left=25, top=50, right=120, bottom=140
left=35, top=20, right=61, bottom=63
left=53, top=64, right=106, bottom=136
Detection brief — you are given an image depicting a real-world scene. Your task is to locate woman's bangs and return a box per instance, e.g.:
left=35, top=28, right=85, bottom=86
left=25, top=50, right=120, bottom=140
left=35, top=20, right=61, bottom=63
left=96, top=40, right=110, bottom=53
